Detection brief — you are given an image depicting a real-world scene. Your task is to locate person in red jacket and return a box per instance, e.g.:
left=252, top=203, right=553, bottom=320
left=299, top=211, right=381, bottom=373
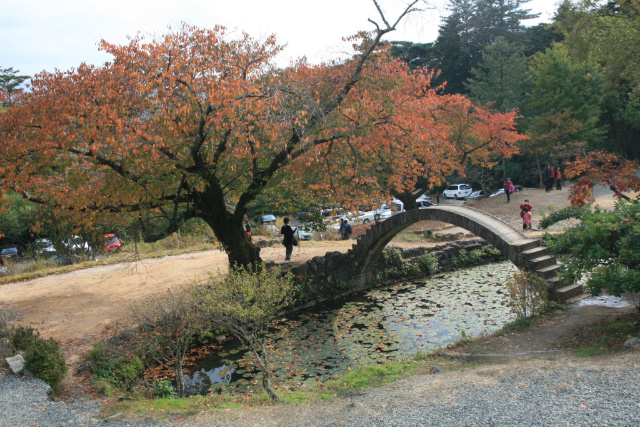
left=555, top=166, right=562, bottom=190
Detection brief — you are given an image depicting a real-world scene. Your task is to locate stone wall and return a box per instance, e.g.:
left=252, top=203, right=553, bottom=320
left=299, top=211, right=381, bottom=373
left=276, top=238, right=501, bottom=307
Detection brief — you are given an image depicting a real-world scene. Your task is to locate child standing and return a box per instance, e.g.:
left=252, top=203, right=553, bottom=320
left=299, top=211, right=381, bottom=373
left=521, top=207, right=532, bottom=230
left=520, top=199, right=533, bottom=230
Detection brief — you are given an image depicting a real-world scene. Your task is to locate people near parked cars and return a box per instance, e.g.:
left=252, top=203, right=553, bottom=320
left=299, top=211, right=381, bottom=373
left=339, top=219, right=352, bottom=240
left=280, top=217, right=296, bottom=261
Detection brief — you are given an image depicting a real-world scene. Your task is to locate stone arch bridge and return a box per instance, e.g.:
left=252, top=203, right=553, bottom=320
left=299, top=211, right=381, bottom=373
left=347, top=205, right=581, bottom=301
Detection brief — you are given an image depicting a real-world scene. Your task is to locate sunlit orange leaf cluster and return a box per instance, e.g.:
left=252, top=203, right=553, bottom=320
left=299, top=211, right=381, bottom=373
left=565, top=150, right=640, bottom=206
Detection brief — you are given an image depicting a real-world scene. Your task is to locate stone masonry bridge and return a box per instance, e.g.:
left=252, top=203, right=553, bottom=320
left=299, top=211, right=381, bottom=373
left=347, top=205, right=582, bottom=301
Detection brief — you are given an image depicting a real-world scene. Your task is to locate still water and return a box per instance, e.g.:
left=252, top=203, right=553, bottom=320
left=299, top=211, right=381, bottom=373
left=185, top=261, right=519, bottom=395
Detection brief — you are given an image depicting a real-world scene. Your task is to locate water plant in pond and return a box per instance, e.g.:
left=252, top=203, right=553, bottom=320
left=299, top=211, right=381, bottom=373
left=188, top=262, right=518, bottom=396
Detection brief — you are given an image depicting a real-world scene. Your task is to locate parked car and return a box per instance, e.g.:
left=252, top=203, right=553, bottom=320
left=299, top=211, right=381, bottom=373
left=443, top=184, right=473, bottom=199
left=356, top=209, right=393, bottom=224
left=465, top=190, right=487, bottom=201
left=416, top=200, right=434, bottom=209
left=0, top=247, right=23, bottom=264
left=104, top=234, right=123, bottom=252
left=294, top=227, right=314, bottom=241
left=490, top=186, right=524, bottom=197
left=35, top=239, right=56, bottom=257
left=390, top=198, right=405, bottom=213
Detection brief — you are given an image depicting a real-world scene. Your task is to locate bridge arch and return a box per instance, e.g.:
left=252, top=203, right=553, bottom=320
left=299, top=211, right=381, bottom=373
left=347, top=206, right=579, bottom=301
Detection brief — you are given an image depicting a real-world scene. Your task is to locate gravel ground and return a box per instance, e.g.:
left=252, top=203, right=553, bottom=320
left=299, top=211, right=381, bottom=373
left=2, top=354, right=639, bottom=426
left=0, top=371, right=103, bottom=427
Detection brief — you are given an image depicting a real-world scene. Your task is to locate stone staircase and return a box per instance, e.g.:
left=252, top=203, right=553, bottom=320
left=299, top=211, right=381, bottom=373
left=510, top=239, right=583, bottom=302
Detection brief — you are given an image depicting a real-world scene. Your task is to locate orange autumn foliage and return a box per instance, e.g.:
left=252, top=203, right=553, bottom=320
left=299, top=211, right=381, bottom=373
left=0, top=15, right=525, bottom=266
left=565, top=150, right=640, bottom=206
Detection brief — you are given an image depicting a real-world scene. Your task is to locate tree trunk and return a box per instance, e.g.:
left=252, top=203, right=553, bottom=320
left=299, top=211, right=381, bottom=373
left=503, top=156, right=508, bottom=183
left=262, top=374, right=280, bottom=402
left=204, top=216, right=262, bottom=269
left=175, top=356, right=186, bottom=398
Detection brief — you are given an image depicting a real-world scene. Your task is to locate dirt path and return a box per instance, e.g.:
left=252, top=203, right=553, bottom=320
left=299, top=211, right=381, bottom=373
left=0, top=185, right=627, bottom=377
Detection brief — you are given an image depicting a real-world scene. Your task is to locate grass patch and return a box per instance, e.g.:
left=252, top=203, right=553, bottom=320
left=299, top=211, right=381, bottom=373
left=571, top=319, right=639, bottom=357
left=101, top=354, right=467, bottom=420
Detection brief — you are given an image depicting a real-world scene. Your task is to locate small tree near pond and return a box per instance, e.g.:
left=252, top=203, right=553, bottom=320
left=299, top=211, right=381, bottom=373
left=193, top=266, right=295, bottom=402
left=506, top=270, right=548, bottom=319
left=130, top=289, right=208, bottom=398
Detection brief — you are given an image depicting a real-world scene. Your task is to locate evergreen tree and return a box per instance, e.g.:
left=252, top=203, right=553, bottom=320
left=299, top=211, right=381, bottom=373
left=433, top=0, right=540, bottom=95
left=523, top=44, right=605, bottom=163
left=0, top=67, right=30, bottom=107
left=555, top=0, right=640, bottom=160
left=465, top=36, right=529, bottom=112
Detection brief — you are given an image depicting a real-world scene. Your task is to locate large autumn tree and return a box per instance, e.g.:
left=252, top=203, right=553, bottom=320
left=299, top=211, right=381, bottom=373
left=1, top=1, right=525, bottom=267
left=1, top=2, right=433, bottom=267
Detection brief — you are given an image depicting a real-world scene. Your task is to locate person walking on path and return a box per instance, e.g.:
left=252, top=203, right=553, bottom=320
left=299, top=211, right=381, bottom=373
left=435, top=191, right=440, bottom=204
left=504, top=178, right=515, bottom=203
left=544, top=165, right=553, bottom=192
left=555, top=166, right=562, bottom=190
left=280, top=217, right=296, bottom=261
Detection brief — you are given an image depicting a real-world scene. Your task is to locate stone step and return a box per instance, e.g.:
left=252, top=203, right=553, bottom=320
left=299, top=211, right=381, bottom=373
left=528, top=255, right=557, bottom=270
left=564, top=293, right=591, bottom=304
left=511, top=239, right=541, bottom=253
left=551, top=283, right=584, bottom=302
left=535, top=264, right=561, bottom=280
left=546, top=276, right=563, bottom=290
left=520, top=246, right=549, bottom=261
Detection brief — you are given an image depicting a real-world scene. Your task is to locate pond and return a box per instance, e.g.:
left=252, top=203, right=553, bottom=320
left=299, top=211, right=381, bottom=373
left=184, top=261, right=519, bottom=395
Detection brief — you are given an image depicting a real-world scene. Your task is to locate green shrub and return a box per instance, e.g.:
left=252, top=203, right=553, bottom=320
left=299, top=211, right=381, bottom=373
left=23, top=337, right=67, bottom=393
left=9, top=325, right=40, bottom=353
left=154, top=378, right=177, bottom=398
left=419, top=252, right=440, bottom=275
left=86, top=342, right=144, bottom=390
left=505, top=270, right=549, bottom=319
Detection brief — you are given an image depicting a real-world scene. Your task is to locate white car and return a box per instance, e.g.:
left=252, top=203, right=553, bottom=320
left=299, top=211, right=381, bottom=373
left=356, top=209, right=393, bottom=224
left=443, top=184, right=473, bottom=199
left=489, top=188, right=505, bottom=197
left=294, top=227, right=314, bottom=241
left=465, top=190, right=487, bottom=201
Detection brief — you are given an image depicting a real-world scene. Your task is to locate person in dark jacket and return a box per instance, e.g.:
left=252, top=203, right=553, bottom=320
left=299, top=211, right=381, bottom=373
left=280, top=217, right=296, bottom=261
left=544, top=165, right=553, bottom=192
